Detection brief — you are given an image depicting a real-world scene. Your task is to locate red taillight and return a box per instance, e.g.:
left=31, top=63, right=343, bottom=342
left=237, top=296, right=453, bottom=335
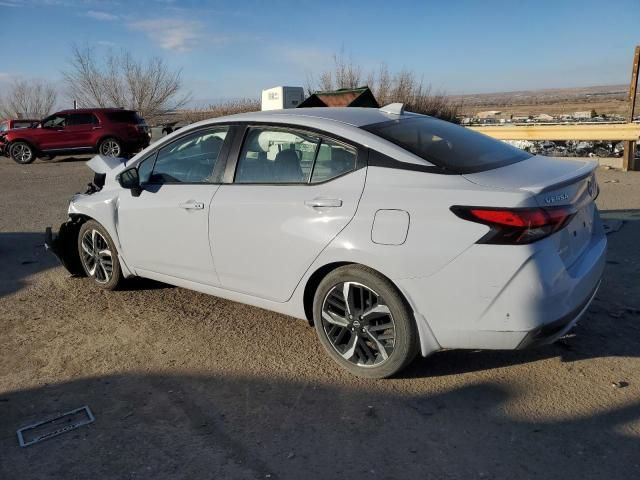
left=451, top=205, right=576, bottom=244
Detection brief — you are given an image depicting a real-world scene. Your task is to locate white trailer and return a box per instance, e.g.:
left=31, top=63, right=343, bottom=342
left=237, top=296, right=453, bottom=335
left=261, top=86, right=305, bottom=111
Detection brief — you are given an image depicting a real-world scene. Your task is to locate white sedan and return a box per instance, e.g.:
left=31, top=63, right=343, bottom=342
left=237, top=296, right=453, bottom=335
left=46, top=105, right=606, bottom=378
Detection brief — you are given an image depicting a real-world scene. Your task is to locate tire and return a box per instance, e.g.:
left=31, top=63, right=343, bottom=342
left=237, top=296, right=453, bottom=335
left=9, top=141, right=36, bottom=164
left=77, top=220, right=123, bottom=290
left=313, top=265, right=419, bottom=379
left=98, top=137, right=122, bottom=157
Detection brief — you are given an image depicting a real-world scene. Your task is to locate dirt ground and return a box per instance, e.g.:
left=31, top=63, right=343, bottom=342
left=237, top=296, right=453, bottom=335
left=0, top=156, right=639, bottom=480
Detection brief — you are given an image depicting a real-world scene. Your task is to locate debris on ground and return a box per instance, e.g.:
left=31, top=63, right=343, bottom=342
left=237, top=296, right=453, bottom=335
left=17, top=406, right=95, bottom=447
left=611, top=381, right=629, bottom=389
left=602, top=220, right=624, bottom=235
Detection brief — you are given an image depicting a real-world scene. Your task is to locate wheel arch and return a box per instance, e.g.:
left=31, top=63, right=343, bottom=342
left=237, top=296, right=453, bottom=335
left=7, top=138, right=41, bottom=156
left=96, top=135, right=123, bottom=150
left=301, top=260, right=441, bottom=357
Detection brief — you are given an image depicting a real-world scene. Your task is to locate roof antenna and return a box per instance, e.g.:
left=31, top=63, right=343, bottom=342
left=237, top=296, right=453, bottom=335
left=380, top=103, right=404, bottom=115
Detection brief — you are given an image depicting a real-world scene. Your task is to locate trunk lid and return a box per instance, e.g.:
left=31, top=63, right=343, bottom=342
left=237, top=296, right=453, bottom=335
left=463, top=155, right=600, bottom=267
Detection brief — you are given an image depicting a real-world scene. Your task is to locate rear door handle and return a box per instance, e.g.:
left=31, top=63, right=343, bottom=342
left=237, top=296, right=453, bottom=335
left=92, top=126, right=102, bottom=130
left=305, top=198, right=343, bottom=208
left=179, top=201, right=205, bottom=210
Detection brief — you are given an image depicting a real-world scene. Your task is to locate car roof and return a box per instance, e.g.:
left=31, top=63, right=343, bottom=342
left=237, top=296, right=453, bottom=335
left=222, top=107, right=420, bottom=128
left=56, top=108, right=136, bottom=115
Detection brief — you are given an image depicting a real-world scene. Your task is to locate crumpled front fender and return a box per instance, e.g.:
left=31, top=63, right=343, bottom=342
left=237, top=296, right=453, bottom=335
left=45, top=219, right=85, bottom=276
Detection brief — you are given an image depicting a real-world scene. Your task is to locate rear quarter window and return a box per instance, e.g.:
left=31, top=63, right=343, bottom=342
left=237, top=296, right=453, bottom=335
left=105, top=111, right=145, bottom=124
left=363, top=116, right=531, bottom=174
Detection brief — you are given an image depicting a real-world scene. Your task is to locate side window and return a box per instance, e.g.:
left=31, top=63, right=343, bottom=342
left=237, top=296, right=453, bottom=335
left=235, top=128, right=319, bottom=184
left=67, top=113, right=98, bottom=126
left=42, top=115, right=67, bottom=129
left=149, top=128, right=228, bottom=184
left=311, top=139, right=357, bottom=183
left=138, top=155, right=155, bottom=184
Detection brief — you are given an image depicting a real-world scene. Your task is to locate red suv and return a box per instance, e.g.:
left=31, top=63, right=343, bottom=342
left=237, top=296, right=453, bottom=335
left=0, top=108, right=150, bottom=164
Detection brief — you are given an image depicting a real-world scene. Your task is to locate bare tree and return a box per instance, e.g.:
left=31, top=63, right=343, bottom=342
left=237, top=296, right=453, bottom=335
left=63, top=44, right=190, bottom=121
left=0, top=79, right=57, bottom=119
left=308, top=52, right=461, bottom=122
left=176, top=98, right=261, bottom=124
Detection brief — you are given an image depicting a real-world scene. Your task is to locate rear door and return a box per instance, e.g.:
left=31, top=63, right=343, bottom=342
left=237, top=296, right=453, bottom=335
left=64, top=112, right=100, bottom=149
left=210, top=125, right=366, bottom=302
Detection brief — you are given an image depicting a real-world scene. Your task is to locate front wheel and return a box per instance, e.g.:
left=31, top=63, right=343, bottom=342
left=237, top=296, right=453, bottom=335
left=9, top=141, right=36, bottom=164
left=99, top=137, right=122, bottom=157
left=77, top=220, right=123, bottom=290
left=313, top=265, right=419, bottom=378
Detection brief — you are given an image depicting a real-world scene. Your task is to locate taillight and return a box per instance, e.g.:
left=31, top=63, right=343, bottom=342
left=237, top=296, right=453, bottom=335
left=451, top=205, right=576, bottom=245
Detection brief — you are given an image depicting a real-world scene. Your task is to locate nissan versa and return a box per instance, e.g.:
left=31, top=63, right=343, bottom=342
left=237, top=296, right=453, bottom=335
left=46, top=105, right=606, bottom=378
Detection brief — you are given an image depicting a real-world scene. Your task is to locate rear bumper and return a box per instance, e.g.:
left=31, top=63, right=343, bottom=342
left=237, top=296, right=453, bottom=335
left=398, top=216, right=607, bottom=351
left=516, top=280, right=600, bottom=349
left=45, top=221, right=84, bottom=275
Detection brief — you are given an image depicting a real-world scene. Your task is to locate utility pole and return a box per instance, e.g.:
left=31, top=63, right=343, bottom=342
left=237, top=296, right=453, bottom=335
left=623, top=45, right=639, bottom=171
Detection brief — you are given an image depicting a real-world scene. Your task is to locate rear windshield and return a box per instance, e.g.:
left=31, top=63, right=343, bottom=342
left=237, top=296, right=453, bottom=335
left=105, top=111, right=145, bottom=124
left=363, top=116, right=531, bottom=173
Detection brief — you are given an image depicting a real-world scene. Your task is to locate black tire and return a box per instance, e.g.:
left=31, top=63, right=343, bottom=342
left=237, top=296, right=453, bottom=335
left=9, top=141, right=36, bottom=164
left=98, top=137, right=122, bottom=157
left=77, top=220, right=123, bottom=290
left=313, top=265, right=419, bottom=379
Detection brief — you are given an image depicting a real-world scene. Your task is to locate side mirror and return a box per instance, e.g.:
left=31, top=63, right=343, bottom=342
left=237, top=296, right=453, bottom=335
left=118, top=167, right=142, bottom=197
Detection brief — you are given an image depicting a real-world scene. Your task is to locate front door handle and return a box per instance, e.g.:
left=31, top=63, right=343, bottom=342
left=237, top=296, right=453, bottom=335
left=305, top=198, right=343, bottom=208
left=179, top=201, right=205, bottom=210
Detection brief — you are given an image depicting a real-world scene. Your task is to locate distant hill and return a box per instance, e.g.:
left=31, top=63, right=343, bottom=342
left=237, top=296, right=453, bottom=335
left=451, top=84, right=631, bottom=117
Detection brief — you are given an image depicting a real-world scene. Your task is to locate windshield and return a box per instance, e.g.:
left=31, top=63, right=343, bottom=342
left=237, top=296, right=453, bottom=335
left=363, top=116, right=531, bottom=173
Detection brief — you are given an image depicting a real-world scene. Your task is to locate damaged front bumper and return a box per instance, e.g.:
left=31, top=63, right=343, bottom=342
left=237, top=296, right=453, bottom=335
left=45, top=220, right=85, bottom=276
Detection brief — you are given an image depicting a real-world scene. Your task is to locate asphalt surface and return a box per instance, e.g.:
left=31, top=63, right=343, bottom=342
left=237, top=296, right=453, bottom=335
left=0, top=156, right=639, bottom=479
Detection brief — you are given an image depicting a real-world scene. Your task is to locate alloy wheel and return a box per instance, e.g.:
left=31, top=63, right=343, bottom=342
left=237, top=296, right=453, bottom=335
left=12, top=144, right=32, bottom=163
left=100, top=139, right=121, bottom=157
left=80, top=229, right=113, bottom=284
left=321, top=281, right=396, bottom=367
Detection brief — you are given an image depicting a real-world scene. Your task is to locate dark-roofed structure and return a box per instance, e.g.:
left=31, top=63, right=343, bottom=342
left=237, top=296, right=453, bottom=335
left=298, top=86, right=379, bottom=109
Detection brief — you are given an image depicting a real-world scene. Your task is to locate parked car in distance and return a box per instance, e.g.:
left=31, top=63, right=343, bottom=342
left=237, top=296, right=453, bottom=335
left=0, top=118, right=39, bottom=155
left=46, top=105, right=606, bottom=378
left=1, top=108, right=150, bottom=164
left=0, top=118, right=39, bottom=132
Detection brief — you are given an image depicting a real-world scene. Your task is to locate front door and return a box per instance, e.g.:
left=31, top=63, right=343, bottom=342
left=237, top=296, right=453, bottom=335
left=118, top=126, right=230, bottom=285
left=37, top=113, right=69, bottom=150
left=211, top=126, right=366, bottom=302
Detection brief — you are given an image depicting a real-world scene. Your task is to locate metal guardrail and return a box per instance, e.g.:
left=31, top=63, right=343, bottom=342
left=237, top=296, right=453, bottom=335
left=468, top=123, right=640, bottom=141
left=468, top=122, right=640, bottom=170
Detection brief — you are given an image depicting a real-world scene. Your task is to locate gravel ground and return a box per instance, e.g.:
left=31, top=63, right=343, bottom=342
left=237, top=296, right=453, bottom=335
left=0, top=156, right=639, bottom=479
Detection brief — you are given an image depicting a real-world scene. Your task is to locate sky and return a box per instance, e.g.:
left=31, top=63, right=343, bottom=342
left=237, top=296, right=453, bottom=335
left=1, top=0, right=638, bottom=107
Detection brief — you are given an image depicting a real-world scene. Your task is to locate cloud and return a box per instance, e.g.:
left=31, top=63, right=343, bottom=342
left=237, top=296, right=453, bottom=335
left=86, top=10, right=118, bottom=21
left=128, top=18, right=205, bottom=52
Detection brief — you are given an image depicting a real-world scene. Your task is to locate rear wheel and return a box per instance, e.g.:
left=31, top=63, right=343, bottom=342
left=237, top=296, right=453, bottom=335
left=9, top=141, right=36, bottom=164
left=99, top=137, right=122, bottom=157
left=77, top=220, right=122, bottom=290
left=313, top=265, right=419, bottom=378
